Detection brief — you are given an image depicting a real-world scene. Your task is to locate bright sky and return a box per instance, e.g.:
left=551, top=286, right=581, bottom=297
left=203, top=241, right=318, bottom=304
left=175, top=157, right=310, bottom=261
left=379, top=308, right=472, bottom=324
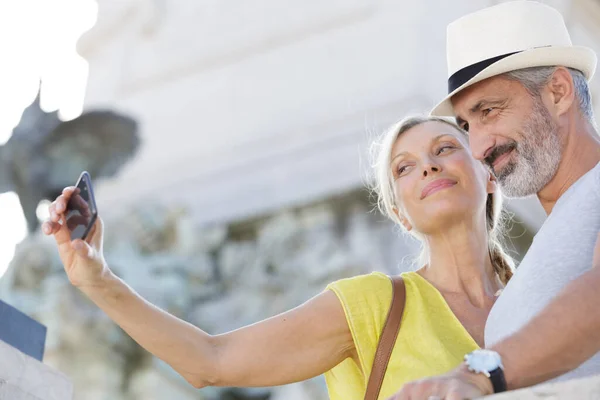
left=0, top=0, right=98, bottom=279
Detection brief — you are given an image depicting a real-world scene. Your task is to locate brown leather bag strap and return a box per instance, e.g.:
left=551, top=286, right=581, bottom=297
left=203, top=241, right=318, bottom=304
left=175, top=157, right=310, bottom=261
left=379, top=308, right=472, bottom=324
left=364, top=276, right=406, bottom=400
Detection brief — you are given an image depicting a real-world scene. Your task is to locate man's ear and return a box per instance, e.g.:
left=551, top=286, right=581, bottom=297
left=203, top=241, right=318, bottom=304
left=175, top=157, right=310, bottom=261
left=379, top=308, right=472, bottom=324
left=393, top=205, right=412, bottom=231
left=546, top=67, right=576, bottom=118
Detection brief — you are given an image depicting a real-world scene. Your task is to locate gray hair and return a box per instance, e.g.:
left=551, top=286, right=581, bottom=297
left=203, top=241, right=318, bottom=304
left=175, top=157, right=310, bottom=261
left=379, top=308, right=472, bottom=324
left=503, top=67, right=595, bottom=125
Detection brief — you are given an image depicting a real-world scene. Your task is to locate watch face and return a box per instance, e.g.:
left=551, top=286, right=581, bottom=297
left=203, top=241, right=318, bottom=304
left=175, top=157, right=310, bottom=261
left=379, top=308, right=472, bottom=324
left=466, top=350, right=503, bottom=372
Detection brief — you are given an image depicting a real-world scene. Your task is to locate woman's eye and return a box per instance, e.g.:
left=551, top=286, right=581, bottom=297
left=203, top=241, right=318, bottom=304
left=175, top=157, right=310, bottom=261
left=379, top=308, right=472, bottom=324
left=397, top=165, right=409, bottom=175
left=483, top=107, right=495, bottom=117
left=437, top=145, right=454, bottom=155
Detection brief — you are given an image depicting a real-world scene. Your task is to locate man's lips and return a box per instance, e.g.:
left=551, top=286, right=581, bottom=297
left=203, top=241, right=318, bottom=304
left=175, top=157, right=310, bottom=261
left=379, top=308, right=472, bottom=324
left=492, top=148, right=515, bottom=172
left=421, top=178, right=458, bottom=199
left=485, top=143, right=517, bottom=172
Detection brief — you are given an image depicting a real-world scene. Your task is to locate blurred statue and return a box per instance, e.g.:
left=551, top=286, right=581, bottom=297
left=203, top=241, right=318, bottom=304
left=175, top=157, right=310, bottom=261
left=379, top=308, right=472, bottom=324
left=0, top=90, right=140, bottom=234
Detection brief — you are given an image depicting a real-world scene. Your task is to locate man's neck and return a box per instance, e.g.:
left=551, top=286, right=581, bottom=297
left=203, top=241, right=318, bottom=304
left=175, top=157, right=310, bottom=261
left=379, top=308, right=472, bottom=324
left=538, top=120, right=600, bottom=214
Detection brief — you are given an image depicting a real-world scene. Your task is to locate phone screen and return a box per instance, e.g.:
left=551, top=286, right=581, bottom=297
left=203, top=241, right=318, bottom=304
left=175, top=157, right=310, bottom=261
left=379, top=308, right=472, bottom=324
left=65, top=172, right=97, bottom=240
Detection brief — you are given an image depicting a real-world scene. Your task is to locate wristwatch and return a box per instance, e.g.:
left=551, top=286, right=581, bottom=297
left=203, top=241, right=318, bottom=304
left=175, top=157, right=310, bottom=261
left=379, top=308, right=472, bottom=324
left=464, top=349, right=507, bottom=393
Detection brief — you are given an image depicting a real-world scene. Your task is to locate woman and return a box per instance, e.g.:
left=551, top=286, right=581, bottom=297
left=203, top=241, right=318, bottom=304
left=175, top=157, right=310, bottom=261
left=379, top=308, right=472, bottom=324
left=43, top=116, right=514, bottom=399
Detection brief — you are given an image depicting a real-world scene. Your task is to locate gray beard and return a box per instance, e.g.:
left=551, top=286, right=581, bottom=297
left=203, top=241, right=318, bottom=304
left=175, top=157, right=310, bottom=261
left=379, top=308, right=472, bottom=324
left=497, top=98, right=562, bottom=198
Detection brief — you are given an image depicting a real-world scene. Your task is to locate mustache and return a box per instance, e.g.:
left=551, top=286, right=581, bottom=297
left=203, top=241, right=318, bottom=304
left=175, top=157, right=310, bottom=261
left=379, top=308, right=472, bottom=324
left=484, top=142, right=517, bottom=170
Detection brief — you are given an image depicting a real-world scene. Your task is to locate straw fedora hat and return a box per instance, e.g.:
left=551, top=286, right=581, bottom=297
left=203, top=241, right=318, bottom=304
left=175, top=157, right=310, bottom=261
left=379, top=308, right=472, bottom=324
left=430, top=1, right=597, bottom=117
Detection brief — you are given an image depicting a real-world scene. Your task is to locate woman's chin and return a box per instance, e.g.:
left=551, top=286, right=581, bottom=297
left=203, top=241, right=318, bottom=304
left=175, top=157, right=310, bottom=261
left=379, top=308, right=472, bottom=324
left=414, top=201, right=475, bottom=227
left=429, top=197, right=470, bottom=213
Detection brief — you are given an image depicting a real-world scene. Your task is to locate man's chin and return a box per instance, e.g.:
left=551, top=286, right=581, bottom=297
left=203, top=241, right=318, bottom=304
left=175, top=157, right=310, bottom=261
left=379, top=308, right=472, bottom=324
left=499, top=176, right=539, bottom=198
left=496, top=163, right=539, bottom=198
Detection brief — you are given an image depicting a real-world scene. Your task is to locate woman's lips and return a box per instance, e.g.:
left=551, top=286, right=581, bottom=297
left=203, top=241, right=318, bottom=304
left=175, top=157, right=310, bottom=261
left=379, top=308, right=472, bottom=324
left=421, top=178, right=458, bottom=199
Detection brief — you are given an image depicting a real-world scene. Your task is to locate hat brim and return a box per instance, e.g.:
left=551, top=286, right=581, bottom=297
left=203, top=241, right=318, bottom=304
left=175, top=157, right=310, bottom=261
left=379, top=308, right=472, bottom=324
left=430, top=46, right=597, bottom=117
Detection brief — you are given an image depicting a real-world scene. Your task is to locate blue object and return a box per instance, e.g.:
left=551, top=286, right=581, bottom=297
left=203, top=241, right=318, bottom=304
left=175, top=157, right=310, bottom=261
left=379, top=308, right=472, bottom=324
left=0, top=299, right=47, bottom=361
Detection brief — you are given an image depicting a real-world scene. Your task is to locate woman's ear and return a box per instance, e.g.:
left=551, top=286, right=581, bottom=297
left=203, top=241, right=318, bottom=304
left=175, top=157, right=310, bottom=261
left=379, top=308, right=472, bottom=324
left=393, top=205, right=412, bottom=231
left=487, top=171, right=498, bottom=194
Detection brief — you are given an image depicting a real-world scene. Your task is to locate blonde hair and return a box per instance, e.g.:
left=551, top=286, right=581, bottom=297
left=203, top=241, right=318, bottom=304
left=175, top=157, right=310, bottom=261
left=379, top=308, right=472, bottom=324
left=369, top=115, right=514, bottom=284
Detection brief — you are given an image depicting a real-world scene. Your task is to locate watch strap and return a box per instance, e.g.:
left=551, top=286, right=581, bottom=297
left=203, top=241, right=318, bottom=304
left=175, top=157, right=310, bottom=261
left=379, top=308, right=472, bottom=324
left=489, top=366, right=507, bottom=393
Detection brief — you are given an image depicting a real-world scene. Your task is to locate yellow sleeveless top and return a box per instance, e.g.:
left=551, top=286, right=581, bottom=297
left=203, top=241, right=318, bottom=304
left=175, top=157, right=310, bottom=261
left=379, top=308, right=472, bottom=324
left=324, top=271, right=479, bottom=400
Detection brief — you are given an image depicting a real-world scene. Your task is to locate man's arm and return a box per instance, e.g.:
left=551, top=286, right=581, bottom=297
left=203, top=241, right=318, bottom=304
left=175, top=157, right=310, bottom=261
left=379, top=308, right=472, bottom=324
left=493, top=238, right=600, bottom=389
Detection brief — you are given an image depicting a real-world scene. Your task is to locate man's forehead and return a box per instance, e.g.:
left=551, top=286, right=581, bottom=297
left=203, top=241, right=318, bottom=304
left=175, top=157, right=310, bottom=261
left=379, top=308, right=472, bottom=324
left=451, top=75, right=513, bottom=115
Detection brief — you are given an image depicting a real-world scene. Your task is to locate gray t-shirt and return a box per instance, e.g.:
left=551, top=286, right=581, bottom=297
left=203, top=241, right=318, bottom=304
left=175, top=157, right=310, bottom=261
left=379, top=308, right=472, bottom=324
left=485, top=161, right=600, bottom=383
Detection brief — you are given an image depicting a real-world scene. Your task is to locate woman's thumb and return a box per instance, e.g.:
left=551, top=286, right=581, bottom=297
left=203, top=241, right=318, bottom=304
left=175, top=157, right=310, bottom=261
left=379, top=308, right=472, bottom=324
left=72, top=239, right=94, bottom=259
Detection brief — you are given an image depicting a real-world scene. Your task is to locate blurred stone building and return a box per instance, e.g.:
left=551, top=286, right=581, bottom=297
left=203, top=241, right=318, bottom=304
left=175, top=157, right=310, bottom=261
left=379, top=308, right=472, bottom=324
left=2, top=0, right=599, bottom=399
left=80, top=0, right=600, bottom=230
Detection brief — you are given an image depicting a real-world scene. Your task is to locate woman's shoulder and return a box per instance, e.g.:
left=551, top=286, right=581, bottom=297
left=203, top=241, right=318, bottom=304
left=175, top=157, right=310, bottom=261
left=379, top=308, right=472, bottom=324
left=327, top=272, right=392, bottom=296
left=324, top=272, right=419, bottom=377
left=327, top=270, right=420, bottom=292
left=327, top=271, right=391, bottom=291
left=326, top=271, right=422, bottom=300
left=325, top=272, right=395, bottom=318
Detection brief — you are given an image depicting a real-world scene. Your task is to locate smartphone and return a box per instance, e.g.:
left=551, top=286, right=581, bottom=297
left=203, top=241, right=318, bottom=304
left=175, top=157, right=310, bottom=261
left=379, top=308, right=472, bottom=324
left=65, top=171, right=98, bottom=241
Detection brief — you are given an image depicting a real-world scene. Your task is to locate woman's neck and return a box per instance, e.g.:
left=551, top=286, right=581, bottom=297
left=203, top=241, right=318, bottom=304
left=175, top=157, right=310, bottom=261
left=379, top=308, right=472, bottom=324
left=418, top=219, right=501, bottom=308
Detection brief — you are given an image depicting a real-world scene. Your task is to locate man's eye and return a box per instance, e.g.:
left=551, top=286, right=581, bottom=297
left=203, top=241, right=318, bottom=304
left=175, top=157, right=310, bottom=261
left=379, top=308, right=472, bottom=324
left=483, top=107, right=495, bottom=117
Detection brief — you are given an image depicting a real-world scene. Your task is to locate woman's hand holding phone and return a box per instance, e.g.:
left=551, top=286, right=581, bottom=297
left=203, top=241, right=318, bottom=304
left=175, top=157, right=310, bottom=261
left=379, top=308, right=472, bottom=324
left=42, top=186, right=110, bottom=289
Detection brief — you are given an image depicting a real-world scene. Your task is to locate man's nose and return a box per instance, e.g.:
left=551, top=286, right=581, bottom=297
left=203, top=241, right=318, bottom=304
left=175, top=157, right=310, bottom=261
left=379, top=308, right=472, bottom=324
left=468, top=129, right=496, bottom=161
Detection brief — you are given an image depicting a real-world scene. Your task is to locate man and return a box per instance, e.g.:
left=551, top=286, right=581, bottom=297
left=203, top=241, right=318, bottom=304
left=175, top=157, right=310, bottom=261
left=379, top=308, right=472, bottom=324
left=390, top=1, right=600, bottom=399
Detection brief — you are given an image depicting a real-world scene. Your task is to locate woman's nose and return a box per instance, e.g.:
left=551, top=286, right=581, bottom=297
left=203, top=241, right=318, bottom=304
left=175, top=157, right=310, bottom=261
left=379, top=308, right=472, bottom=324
left=422, top=164, right=440, bottom=177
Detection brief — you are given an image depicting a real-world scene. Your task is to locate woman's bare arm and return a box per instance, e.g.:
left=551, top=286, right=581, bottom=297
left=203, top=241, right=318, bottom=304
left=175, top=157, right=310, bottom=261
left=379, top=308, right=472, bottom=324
left=81, top=272, right=354, bottom=388
left=44, top=188, right=356, bottom=389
